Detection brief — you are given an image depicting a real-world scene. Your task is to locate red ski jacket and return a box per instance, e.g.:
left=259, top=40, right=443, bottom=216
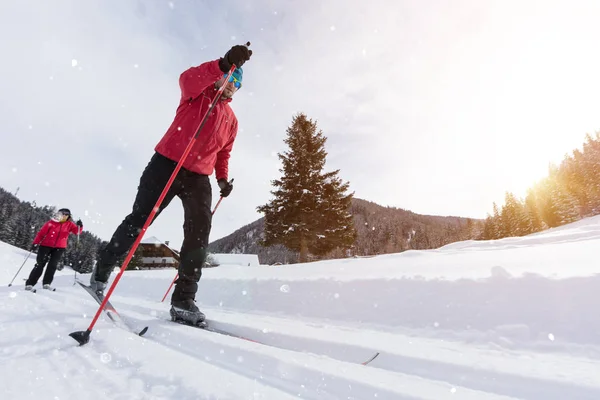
left=154, top=59, right=238, bottom=181
left=33, top=219, right=82, bottom=249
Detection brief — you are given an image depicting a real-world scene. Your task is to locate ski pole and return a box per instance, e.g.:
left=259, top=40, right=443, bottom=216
left=8, top=250, right=34, bottom=287
left=160, top=193, right=228, bottom=302
left=8, top=226, right=51, bottom=287
left=74, top=226, right=81, bottom=285
left=69, top=65, right=239, bottom=346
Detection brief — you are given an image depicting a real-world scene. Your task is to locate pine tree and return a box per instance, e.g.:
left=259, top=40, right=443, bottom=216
left=257, top=113, right=357, bottom=262
left=551, top=185, right=580, bottom=225
left=492, top=202, right=503, bottom=238
left=524, top=188, right=545, bottom=233
left=480, top=214, right=495, bottom=240
left=580, top=132, right=600, bottom=213
left=501, top=192, right=531, bottom=236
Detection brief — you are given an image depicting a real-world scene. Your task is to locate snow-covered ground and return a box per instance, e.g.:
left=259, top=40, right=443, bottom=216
left=3, top=217, right=600, bottom=399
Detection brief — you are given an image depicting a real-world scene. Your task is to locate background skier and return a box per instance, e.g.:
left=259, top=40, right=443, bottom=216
left=90, top=43, right=252, bottom=325
left=25, top=208, right=83, bottom=291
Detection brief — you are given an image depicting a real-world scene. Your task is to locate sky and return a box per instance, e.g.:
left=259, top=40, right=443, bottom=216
left=1, top=0, right=600, bottom=250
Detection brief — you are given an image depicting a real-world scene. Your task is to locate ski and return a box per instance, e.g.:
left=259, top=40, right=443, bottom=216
left=361, top=352, right=380, bottom=366
left=170, top=317, right=382, bottom=364
left=170, top=317, right=380, bottom=365
left=74, top=280, right=148, bottom=337
left=169, top=317, right=259, bottom=343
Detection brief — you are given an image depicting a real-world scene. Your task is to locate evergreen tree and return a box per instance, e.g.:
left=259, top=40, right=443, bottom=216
left=480, top=214, right=495, bottom=240
left=524, top=188, right=545, bottom=233
left=501, top=192, right=530, bottom=236
left=491, top=202, right=503, bottom=239
left=581, top=132, right=600, bottom=213
left=257, top=113, right=357, bottom=262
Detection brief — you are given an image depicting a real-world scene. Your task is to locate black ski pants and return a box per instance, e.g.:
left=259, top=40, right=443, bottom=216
left=95, top=152, right=212, bottom=302
left=26, top=246, right=65, bottom=286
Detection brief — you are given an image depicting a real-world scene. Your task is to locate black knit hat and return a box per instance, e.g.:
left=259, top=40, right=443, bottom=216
left=58, top=208, right=71, bottom=218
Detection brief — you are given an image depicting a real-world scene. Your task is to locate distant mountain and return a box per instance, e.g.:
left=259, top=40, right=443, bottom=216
left=208, top=198, right=480, bottom=265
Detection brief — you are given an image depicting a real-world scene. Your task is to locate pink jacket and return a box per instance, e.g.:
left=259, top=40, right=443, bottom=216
left=33, top=219, right=82, bottom=249
left=154, top=59, right=238, bottom=180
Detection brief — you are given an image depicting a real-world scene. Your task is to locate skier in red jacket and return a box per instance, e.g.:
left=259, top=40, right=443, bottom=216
left=25, top=208, right=83, bottom=291
left=90, top=43, right=252, bottom=325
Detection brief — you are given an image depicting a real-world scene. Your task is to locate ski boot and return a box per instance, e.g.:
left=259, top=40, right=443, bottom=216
left=170, top=299, right=207, bottom=327
left=90, top=280, right=106, bottom=299
left=42, top=284, right=56, bottom=291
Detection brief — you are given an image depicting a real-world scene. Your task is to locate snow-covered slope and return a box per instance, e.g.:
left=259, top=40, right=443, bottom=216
left=2, top=217, right=600, bottom=399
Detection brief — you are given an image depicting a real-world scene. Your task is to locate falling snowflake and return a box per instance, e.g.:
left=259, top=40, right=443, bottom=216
left=71, top=59, right=78, bottom=67
left=11, top=167, right=17, bottom=173
left=117, top=165, right=122, bottom=171
left=548, top=333, right=555, bottom=341
left=330, top=26, right=335, bottom=31
left=100, top=353, right=112, bottom=363
left=280, top=284, right=290, bottom=293
left=133, top=64, right=139, bottom=68
left=168, top=1, right=174, bottom=9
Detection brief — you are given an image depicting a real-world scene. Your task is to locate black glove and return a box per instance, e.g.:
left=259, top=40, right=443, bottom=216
left=30, top=243, right=39, bottom=252
left=218, top=178, right=234, bottom=198
left=218, top=42, right=252, bottom=73
left=76, top=219, right=83, bottom=228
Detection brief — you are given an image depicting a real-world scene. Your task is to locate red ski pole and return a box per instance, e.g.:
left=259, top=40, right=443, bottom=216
left=69, top=65, right=238, bottom=346
left=160, top=194, right=228, bottom=302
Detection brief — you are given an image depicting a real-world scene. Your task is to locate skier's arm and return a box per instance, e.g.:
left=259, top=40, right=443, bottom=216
left=179, top=60, right=224, bottom=101
left=32, top=222, right=50, bottom=244
left=69, top=220, right=83, bottom=234
left=215, top=120, right=238, bottom=181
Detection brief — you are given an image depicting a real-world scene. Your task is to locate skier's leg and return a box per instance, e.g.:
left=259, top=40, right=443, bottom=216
left=42, top=248, right=65, bottom=286
left=94, top=153, right=181, bottom=284
left=25, top=246, right=52, bottom=287
left=171, top=172, right=212, bottom=316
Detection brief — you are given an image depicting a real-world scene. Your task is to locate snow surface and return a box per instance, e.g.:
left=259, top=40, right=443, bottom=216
left=141, top=236, right=165, bottom=245
left=3, top=216, right=600, bottom=399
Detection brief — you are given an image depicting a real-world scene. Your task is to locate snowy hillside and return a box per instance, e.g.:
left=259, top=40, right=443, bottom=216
left=3, top=217, right=600, bottom=399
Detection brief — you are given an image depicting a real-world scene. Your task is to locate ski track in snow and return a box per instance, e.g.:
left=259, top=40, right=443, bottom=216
left=14, top=286, right=510, bottom=400
left=0, top=282, right=595, bottom=400
left=4, top=217, right=600, bottom=399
